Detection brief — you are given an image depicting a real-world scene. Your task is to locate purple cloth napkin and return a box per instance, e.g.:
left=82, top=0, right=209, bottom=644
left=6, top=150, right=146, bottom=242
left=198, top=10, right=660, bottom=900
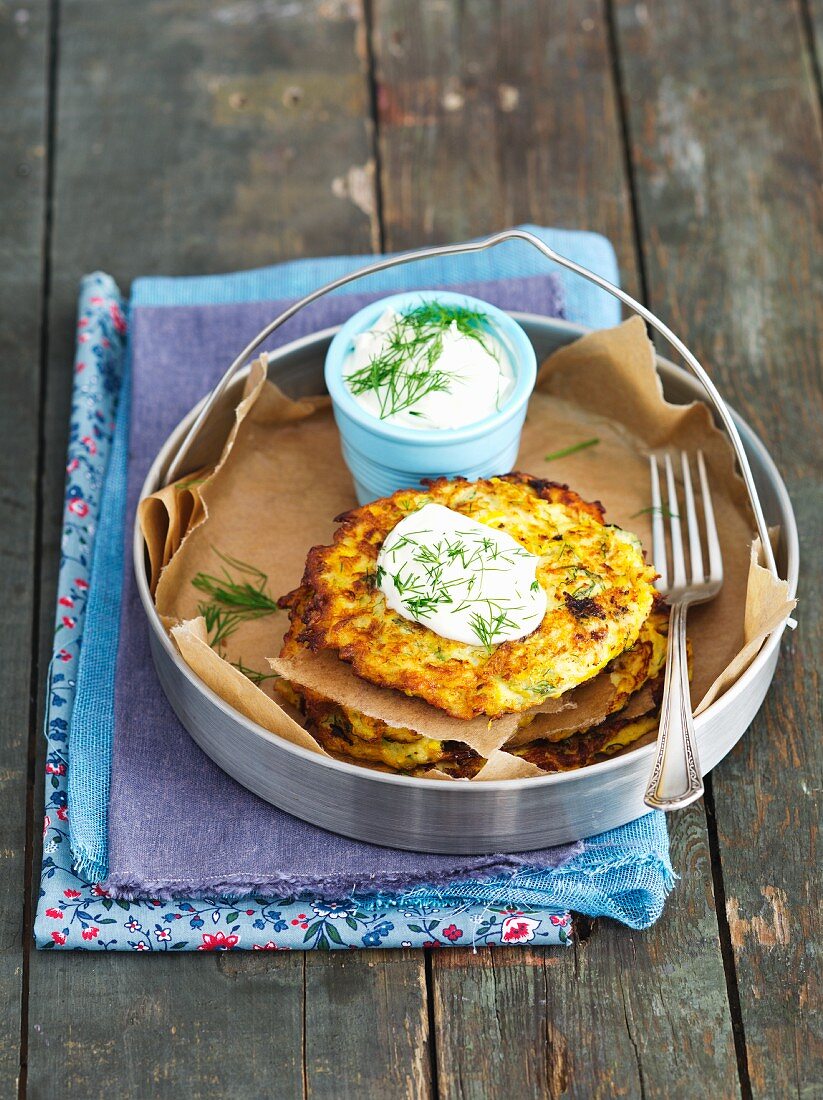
left=107, top=275, right=574, bottom=898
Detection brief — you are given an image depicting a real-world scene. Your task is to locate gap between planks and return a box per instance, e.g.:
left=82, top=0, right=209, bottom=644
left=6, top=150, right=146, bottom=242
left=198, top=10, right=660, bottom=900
left=604, top=0, right=754, bottom=1091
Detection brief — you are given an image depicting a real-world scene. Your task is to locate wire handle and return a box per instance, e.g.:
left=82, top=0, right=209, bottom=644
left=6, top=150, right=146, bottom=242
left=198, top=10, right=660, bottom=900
left=163, top=227, right=777, bottom=576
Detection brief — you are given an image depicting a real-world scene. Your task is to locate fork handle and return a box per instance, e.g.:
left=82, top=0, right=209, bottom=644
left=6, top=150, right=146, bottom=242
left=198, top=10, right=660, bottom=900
left=644, top=601, right=704, bottom=811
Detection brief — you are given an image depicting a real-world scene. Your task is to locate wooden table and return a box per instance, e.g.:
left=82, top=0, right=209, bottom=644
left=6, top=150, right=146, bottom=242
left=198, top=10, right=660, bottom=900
left=2, top=1, right=820, bottom=1095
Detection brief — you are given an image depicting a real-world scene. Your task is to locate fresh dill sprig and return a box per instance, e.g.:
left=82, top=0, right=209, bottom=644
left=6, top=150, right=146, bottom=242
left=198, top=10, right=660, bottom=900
left=193, top=548, right=279, bottom=649
left=544, top=438, right=600, bottom=462
left=468, top=602, right=523, bottom=653
left=631, top=504, right=680, bottom=519
left=198, top=603, right=244, bottom=649
left=346, top=302, right=494, bottom=419
left=231, top=658, right=280, bottom=686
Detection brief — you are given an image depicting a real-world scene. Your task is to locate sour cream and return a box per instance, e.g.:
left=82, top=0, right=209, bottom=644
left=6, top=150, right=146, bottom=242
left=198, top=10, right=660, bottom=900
left=343, top=306, right=514, bottom=430
left=376, top=503, right=547, bottom=647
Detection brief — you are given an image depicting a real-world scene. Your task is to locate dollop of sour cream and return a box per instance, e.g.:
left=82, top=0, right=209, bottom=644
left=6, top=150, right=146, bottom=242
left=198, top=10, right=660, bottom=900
left=376, top=503, right=547, bottom=648
left=343, top=306, right=514, bottom=430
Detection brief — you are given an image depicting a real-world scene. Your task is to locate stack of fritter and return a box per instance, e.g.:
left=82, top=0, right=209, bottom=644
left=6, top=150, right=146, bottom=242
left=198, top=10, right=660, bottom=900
left=275, top=474, right=668, bottom=777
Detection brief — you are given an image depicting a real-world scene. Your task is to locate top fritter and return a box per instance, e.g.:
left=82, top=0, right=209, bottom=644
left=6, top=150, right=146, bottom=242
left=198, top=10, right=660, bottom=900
left=279, top=474, right=657, bottom=720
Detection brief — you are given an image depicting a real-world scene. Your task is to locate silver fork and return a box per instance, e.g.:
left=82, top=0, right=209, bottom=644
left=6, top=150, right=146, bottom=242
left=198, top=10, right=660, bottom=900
left=644, top=451, right=724, bottom=811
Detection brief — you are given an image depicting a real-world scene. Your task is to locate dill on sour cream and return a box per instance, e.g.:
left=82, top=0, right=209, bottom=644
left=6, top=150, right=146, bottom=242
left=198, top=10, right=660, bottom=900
left=343, top=302, right=514, bottom=430
left=376, top=503, right=547, bottom=649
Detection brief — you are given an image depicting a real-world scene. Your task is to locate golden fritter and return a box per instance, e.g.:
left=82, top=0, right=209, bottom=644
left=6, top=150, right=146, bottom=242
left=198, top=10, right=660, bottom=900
left=511, top=712, right=660, bottom=774
left=274, top=677, right=484, bottom=775
left=279, top=474, right=657, bottom=719
left=275, top=608, right=669, bottom=775
left=276, top=679, right=660, bottom=778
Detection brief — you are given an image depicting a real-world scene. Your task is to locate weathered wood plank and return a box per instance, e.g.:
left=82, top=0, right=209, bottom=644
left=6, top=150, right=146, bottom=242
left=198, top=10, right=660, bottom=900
left=372, top=2, right=739, bottom=1096
left=431, top=807, right=737, bottom=1100
left=26, top=3, right=430, bottom=1098
left=0, top=0, right=50, bottom=1093
left=28, top=953, right=306, bottom=1098
left=371, top=0, right=641, bottom=299
left=807, top=0, right=823, bottom=82
left=304, top=949, right=432, bottom=1100
left=612, top=0, right=822, bottom=1095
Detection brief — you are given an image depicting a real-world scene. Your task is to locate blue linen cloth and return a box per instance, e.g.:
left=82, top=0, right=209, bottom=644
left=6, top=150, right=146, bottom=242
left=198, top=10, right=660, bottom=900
left=34, top=227, right=676, bottom=952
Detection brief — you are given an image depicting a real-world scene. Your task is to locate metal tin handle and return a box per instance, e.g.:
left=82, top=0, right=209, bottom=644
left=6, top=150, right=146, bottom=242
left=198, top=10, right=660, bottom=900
left=164, top=227, right=778, bottom=576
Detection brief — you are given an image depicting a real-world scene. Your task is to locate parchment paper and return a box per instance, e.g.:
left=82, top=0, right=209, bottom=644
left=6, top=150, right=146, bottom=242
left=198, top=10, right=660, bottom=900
left=138, top=469, right=208, bottom=595
left=144, top=319, right=795, bottom=780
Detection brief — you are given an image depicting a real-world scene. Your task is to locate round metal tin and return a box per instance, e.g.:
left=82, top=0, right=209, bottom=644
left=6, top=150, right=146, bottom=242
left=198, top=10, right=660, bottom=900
left=135, top=316, right=799, bottom=853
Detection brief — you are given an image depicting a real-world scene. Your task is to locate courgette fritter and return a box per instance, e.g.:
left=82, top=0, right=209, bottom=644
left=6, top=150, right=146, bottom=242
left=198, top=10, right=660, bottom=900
left=275, top=608, right=669, bottom=775
left=510, top=712, right=660, bottom=774
left=279, top=474, right=657, bottom=719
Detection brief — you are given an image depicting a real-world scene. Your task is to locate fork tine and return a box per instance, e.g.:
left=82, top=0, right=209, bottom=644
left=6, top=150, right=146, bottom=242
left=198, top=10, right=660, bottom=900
left=664, top=452, right=687, bottom=588
left=681, top=452, right=705, bottom=583
left=697, top=451, right=723, bottom=583
left=649, top=454, right=667, bottom=591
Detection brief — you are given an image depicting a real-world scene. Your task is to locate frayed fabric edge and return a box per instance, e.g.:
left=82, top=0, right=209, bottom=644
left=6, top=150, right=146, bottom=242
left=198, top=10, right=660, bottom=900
left=101, top=846, right=585, bottom=904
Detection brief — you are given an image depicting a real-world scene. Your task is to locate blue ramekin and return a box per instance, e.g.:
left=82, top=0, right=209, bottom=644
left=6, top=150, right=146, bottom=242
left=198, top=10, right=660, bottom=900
left=324, top=290, right=537, bottom=504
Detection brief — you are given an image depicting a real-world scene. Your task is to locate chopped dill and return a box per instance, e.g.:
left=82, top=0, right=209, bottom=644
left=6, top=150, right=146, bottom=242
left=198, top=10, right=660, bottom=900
left=544, top=438, right=600, bottom=462
left=550, top=538, right=583, bottom=566
left=193, top=548, right=279, bottom=649
left=346, top=302, right=494, bottom=419
left=631, top=504, right=680, bottom=519
left=530, top=677, right=557, bottom=696
left=565, top=566, right=603, bottom=600
left=569, top=582, right=598, bottom=599
left=377, top=511, right=546, bottom=649
left=468, top=602, right=523, bottom=653
left=231, top=659, right=280, bottom=687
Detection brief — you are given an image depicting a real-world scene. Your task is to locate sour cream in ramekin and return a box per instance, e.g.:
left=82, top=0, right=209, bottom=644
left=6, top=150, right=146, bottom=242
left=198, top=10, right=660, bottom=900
left=324, top=290, right=537, bottom=505
left=343, top=305, right=515, bottom=431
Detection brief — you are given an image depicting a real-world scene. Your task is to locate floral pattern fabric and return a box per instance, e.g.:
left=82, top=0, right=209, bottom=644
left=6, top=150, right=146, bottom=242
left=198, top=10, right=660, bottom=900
left=33, top=273, right=572, bottom=951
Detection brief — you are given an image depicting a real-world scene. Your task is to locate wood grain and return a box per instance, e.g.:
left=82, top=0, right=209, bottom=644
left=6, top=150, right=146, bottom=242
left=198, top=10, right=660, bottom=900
left=0, top=0, right=49, bottom=1093
left=24, top=4, right=429, bottom=1098
left=28, top=953, right=306, bottom=1097
left=304, top=949, right=432, bottom=1099
left=430, top=808, right=738, bottom=1100
left=371, top=1, right=739, bottom=1096
left=807, top=0, right=823, bottom=80
left=371, top=0, right=641, bottom=299
left=612, top=0, right=822, bottom=1094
